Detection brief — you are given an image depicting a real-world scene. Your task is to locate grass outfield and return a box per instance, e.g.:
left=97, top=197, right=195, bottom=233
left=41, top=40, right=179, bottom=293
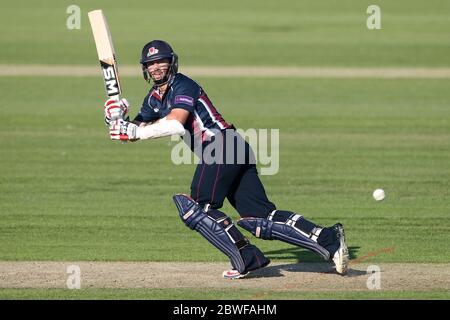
left=1, top=0, right=450, bottom=300
left=1, top=0, right=450, bottom=67
left=0, top=76, right=449, bottom=266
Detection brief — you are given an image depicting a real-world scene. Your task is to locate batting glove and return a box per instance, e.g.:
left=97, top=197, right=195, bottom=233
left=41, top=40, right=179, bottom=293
left=109, top=119, right=139, bottom=141
left=104, top=98, right=130, bottom=126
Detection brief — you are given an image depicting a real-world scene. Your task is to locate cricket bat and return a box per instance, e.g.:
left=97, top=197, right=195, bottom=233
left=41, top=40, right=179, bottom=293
left=88, top=10, right=121, bottom=100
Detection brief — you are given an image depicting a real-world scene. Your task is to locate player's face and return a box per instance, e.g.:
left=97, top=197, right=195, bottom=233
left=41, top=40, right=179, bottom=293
left=145, top=58, right=170, bottom=82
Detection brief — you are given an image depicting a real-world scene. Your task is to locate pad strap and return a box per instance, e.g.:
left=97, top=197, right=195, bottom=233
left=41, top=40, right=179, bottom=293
left=205, top=209, right=250, bottom=250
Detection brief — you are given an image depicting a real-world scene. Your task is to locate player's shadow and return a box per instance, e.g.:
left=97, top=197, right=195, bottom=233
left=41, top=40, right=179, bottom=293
left=246, top=246, right=365, bottom=279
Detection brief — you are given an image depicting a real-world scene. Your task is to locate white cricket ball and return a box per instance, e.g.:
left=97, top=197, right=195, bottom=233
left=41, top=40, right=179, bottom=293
left=373, top=188, right=386, bottom=201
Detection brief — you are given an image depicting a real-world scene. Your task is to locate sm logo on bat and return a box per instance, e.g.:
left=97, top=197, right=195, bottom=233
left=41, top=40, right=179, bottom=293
left=101, top=62, right=120, bottom=96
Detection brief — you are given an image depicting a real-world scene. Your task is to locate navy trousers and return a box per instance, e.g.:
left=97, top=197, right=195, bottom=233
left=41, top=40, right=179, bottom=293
left=190, top=128, right=276, bottom=218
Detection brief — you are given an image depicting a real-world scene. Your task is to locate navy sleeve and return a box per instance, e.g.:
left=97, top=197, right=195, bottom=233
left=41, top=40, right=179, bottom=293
left=171, top=76, right=200, bottom=113
left=133, top=94, right=160, bottom=122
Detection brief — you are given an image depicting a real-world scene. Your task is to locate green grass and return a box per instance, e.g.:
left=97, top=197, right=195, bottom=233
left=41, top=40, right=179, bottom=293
left=0, top=77, right=449, bottom=265
left=1, top=0, right=449, bottom=299
left=1, top=0, right=450, bottom=66
left=1, top=288, right=449, bottom=300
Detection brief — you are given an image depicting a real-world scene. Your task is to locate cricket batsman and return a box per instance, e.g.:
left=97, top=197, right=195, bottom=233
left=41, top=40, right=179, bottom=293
left=105, top=40, right=350, bottom=279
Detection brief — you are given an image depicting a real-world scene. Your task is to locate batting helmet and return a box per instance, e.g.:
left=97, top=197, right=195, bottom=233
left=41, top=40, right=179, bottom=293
left=140, top=40, right=178, bottom=85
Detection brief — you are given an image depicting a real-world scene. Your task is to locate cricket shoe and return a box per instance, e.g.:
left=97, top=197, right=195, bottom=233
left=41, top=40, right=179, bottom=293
left=222, top=269, right=249, bottom=280
left=331, top=223, right=349, bottom=275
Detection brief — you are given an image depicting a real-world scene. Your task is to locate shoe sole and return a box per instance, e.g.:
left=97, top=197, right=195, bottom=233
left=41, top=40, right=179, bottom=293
left=222, top=270, right=249, bottom=279
left=222, top=259, right=270, bottom=280
left=334, top=224, right=349, bottom=275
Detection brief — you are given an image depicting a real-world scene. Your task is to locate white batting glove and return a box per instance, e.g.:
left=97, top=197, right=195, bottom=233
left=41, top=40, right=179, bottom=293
left=109, top=119, right=139, bottom=141
left=104, top=98, right=130, bottom=126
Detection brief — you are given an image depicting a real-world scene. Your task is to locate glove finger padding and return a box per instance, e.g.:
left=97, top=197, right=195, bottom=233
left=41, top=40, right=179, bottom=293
left=109, top=120, right=122, bottom=139
left=109, top=119, right=138, bottom=141
left=104, top=98, right=130, bottom=124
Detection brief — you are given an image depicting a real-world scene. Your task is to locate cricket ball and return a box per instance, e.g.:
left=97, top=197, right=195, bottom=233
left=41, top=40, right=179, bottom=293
left=373, top=189, right=386, bottom=201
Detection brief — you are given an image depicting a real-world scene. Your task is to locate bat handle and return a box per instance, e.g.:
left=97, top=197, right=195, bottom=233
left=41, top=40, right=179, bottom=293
left=110, top=94, right=120, bottom=102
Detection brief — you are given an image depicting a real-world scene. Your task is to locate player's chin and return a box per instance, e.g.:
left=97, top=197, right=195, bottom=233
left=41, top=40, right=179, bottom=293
left=150, top=73, right=163, bottom=81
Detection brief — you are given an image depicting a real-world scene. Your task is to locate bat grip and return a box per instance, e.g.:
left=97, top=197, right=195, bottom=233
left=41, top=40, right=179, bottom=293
left=110, top=94, right=120, bottom=102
